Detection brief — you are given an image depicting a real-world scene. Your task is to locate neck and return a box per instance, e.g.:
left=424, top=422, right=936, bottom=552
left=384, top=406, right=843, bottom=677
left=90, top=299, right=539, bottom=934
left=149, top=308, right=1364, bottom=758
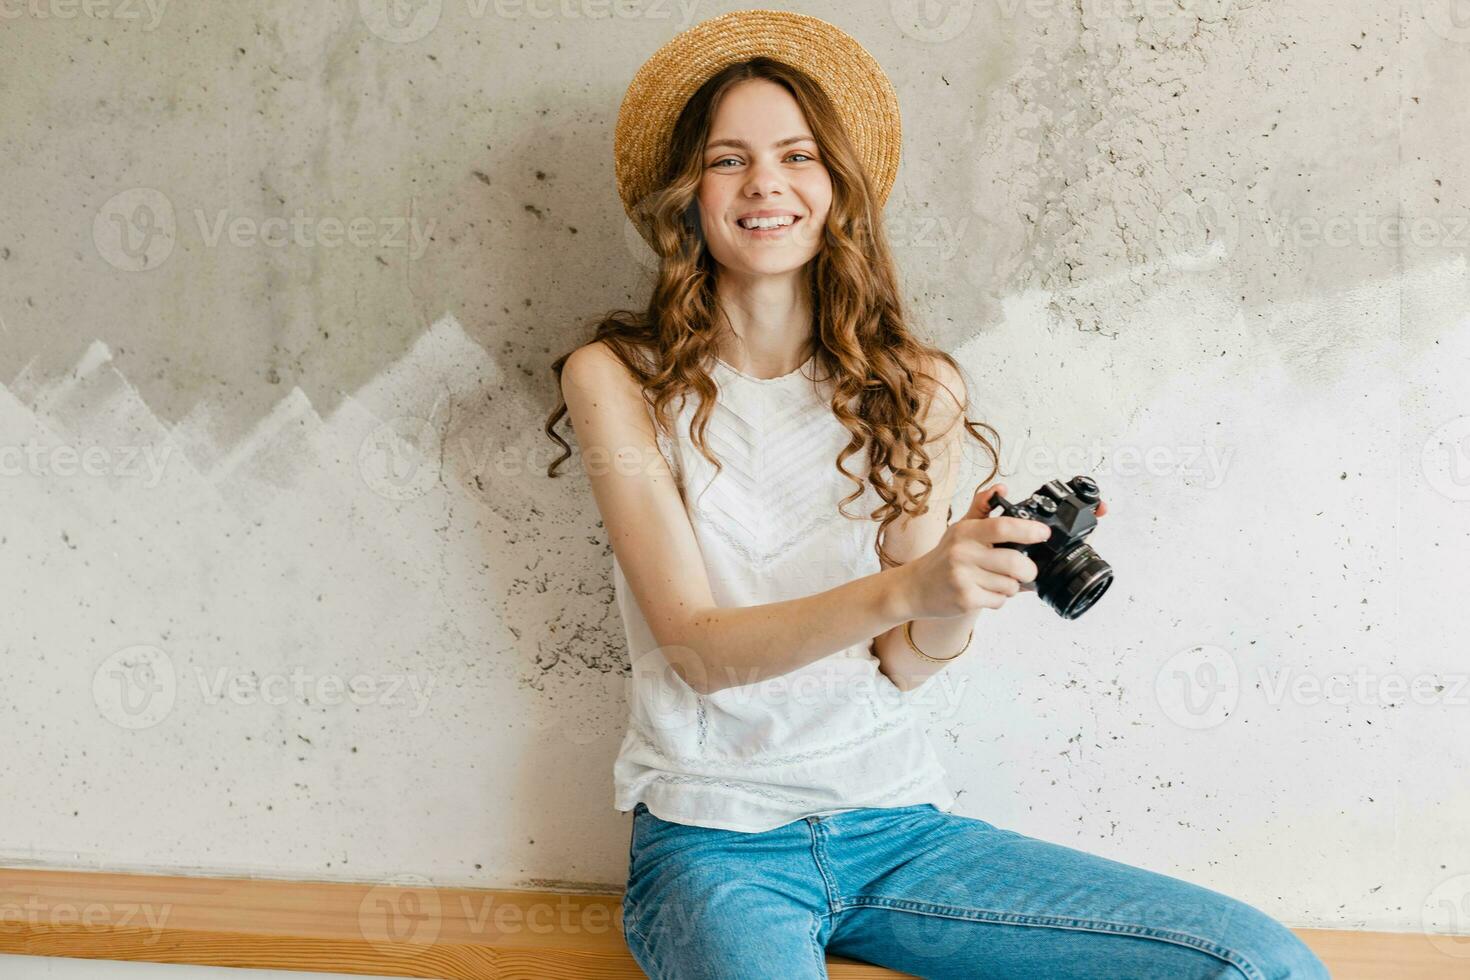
left=712, top=267, right=814, bottom=376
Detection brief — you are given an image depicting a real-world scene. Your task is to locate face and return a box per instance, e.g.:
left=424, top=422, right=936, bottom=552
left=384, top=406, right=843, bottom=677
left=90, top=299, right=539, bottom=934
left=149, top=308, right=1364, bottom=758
left=696, top=78, right=833, bottom=277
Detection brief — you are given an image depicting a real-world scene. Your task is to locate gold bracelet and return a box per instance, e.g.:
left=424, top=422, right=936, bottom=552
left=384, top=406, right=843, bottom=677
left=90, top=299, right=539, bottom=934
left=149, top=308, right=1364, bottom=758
left=903, top=620, right=973, bottom=663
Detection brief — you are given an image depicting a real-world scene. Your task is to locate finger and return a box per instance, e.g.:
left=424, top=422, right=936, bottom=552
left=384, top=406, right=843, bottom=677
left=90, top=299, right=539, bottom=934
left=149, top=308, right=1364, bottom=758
left=971, top=515, right=1052, bottom=546
left=979, top=548, right=1040, bottom=584
left=961, top=482, right=1007, bottom=521
left=972, top=588, right=1008, bottom=610
left=967, top=566, right=1023, bottom=597
left=1096, top=499, right=1109, bottom=518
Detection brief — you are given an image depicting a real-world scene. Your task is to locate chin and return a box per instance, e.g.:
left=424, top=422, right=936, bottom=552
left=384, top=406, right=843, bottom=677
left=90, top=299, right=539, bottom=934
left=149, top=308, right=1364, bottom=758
left=717, top=248, right=817, bottom=276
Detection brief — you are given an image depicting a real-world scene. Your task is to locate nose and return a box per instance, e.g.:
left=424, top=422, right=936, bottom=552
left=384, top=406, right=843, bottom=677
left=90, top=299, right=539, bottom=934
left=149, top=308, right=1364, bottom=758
left=742, top=155, right=787, bottom=198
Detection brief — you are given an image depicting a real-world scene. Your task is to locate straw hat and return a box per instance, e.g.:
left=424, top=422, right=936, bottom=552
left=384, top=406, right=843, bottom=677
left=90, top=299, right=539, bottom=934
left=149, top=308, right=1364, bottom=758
left=613, top=8, right=902, bottom=250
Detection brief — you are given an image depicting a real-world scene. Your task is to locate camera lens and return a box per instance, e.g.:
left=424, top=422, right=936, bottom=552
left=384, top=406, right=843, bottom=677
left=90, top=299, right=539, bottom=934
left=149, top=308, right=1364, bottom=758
left=1037, top=543, right=1113, bottom=620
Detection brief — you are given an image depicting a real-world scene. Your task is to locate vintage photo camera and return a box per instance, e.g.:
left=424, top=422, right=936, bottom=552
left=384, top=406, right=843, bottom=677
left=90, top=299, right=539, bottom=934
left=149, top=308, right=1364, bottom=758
left=993, top=475, right=1113, bottom=620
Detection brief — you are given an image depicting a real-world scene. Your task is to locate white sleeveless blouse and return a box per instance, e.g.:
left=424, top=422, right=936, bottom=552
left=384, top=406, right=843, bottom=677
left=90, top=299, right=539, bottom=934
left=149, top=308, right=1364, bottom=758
left=610, top=353, right=956, bottom=833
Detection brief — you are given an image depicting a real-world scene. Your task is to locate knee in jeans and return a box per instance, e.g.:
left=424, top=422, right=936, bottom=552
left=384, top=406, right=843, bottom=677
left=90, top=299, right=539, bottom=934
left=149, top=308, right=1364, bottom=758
left=1202, top=896, right=1329, bottom=980
left=1243, top=927, right=1330, bottom=980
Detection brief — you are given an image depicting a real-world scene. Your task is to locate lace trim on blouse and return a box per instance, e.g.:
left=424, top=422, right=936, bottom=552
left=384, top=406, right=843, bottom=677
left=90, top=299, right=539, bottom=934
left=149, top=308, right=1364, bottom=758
left=637, top=765, right=946, bottom=812
left=630, top=709, right=914, bottom=771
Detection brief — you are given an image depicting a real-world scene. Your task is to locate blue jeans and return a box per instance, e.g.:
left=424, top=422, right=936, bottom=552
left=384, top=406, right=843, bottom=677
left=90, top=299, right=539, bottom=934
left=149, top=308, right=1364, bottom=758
left=621, top=802, right=1330, bottom=979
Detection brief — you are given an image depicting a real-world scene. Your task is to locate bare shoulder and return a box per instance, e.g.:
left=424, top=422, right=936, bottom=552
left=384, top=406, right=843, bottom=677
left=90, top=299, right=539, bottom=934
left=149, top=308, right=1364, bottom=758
left=560, top=339, right=666, bottom=476
left=557, top=339, right=709, bottom=674
left=561, top=340, right=640, bottom=399
left=918, top=352, right=968, bottom=442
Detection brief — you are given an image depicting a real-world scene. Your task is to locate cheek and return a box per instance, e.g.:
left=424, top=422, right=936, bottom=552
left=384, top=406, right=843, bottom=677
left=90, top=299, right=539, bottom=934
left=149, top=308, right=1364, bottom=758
left=801, top=174, right=834, bottom=219
left=699, top=202, right=727, bottom=241
left=696, top=178, right=729, bottom=215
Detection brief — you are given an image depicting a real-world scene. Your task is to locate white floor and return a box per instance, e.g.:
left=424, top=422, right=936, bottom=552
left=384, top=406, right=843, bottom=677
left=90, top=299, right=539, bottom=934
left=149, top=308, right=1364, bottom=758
left=0, top=955, right=432, bottom=979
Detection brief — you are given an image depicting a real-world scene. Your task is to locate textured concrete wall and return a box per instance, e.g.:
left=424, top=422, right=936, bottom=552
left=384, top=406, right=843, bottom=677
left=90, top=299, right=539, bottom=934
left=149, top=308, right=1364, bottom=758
left=1, top=0, right=1466, bottom=939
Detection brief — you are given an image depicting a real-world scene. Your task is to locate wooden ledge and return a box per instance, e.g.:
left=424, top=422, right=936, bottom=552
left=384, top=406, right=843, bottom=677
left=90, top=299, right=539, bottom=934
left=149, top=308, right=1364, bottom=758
left=0, top=867, right=1460, bottom=979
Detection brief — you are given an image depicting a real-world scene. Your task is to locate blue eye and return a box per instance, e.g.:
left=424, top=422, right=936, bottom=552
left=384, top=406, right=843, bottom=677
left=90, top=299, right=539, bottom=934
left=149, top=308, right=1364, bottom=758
left=709, top=152, right=817, bottom=169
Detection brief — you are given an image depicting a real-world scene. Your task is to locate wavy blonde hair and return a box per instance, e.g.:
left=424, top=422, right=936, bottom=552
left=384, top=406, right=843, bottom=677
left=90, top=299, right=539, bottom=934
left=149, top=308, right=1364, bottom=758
left=543, top=57, right=1000, bottom=569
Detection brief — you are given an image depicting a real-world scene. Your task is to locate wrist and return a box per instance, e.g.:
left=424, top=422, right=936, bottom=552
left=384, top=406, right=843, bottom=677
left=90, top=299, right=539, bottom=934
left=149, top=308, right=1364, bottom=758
left=905, top=617, right=974, bottom=663
left=881, top=561, right=920, bottom=625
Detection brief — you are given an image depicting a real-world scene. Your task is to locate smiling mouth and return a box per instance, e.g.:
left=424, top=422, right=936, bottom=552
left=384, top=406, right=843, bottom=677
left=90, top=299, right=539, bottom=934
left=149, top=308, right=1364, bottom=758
left=736, top=216, right=802, bottom=235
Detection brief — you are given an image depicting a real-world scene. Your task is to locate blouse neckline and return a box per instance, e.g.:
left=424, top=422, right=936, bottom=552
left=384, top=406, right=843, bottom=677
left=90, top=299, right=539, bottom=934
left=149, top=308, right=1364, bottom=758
left=712, top=353, right=817, bottom=385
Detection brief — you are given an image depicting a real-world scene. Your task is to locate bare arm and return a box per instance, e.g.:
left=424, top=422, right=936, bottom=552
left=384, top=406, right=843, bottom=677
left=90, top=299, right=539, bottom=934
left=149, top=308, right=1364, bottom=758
left=872, top=357, right=1112, bottom=692
left=870, top=357, right=988, bottom=692
left=560, top=341, right=916, bottom=696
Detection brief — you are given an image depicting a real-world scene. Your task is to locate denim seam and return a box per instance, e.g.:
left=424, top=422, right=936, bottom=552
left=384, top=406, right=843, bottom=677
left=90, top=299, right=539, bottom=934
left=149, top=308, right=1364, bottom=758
left=621, top=896, right=640, bottom=929
left=833, top=896, right=1264, bottom=980
left=808, top=910, right=830, bottom=978
left=621, top=917, right=662, bottom=980
left=805, top=820, right=843, bottom=916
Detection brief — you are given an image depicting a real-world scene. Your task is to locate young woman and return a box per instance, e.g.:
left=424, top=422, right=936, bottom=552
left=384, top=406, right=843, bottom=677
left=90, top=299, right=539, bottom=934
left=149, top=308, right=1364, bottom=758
left=543, top=11, right=1329, bottom=979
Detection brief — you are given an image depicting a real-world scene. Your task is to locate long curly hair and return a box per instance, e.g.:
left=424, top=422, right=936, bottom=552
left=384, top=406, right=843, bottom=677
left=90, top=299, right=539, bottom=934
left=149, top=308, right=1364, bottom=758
left=543, top=56, right=1000, bottom=569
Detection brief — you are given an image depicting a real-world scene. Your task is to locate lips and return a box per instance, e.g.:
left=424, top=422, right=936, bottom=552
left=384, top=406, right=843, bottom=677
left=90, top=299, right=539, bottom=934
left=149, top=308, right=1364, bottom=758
left=736, top=215, right=802, bottom=235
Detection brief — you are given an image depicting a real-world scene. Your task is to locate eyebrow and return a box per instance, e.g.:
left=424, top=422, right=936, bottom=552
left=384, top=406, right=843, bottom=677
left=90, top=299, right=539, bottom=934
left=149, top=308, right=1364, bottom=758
left=704, top=135, right=816, bottom=152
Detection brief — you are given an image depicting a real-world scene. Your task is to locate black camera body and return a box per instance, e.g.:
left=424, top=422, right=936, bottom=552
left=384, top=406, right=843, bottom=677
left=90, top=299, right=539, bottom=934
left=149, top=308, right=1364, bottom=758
left=993, top=475, right=1113, bottom=620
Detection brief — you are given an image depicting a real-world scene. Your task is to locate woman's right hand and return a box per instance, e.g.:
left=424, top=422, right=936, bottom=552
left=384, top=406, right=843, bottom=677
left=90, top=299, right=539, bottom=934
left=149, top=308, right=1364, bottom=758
left=897, top=482, right=1050, bottom=620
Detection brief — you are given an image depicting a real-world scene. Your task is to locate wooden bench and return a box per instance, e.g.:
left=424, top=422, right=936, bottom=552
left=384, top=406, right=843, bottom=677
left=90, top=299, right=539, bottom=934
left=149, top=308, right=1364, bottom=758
left=0, top=867, right=1458, bottom=978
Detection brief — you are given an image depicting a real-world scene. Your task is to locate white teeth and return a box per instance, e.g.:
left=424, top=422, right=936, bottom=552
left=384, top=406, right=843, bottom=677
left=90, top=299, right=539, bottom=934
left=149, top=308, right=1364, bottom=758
left=738, top=215, right=796, bottom=230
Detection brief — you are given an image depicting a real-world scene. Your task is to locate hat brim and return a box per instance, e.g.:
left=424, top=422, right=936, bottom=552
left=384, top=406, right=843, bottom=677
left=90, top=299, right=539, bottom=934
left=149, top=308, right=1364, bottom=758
left=614, top=9, right=901, bottom=251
